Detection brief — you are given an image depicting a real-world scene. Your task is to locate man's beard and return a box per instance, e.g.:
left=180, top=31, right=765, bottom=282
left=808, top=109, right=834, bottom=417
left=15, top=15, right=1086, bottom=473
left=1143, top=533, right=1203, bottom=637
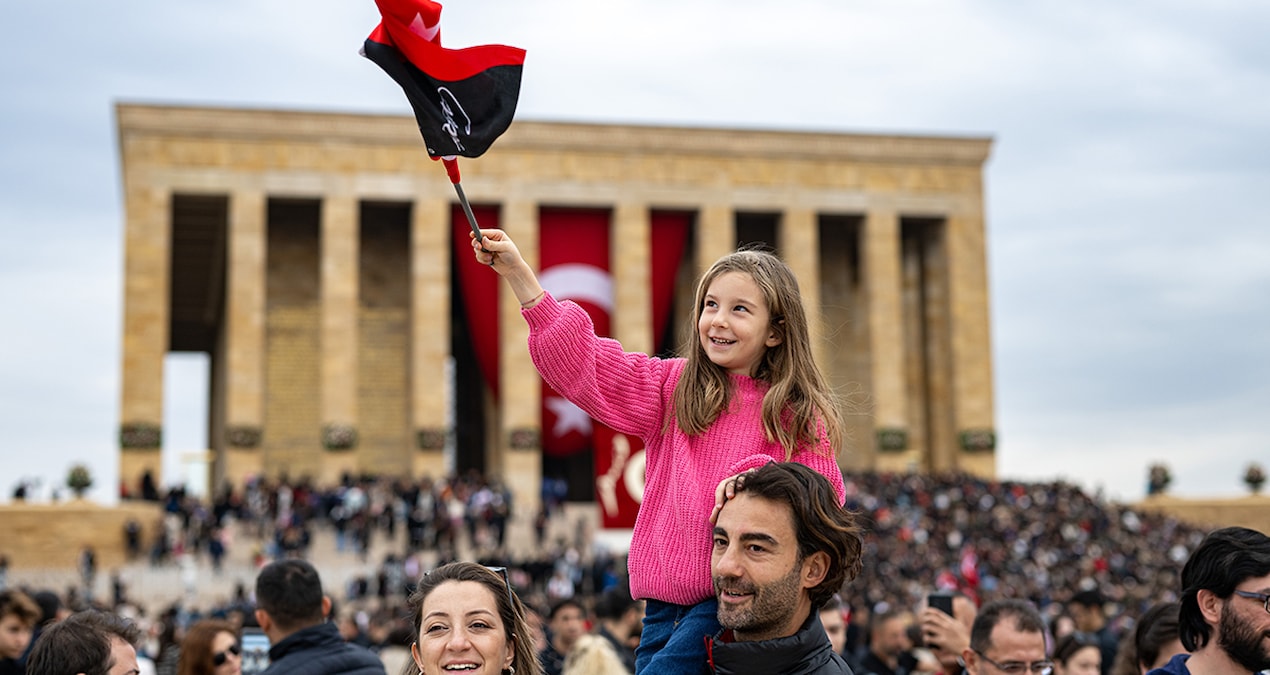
left=1218, top=600, right=1270, bottom=672
left=714, top=562, right=803, bottom=639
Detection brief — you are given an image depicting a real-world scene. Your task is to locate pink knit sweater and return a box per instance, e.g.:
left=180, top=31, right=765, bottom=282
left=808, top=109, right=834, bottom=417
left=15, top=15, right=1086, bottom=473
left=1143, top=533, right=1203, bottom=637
left=524, top=294, right=846, bottom=605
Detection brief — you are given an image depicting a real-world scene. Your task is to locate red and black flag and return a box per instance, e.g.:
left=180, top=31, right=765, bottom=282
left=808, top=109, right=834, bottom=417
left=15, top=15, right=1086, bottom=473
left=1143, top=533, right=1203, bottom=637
left=363, top=0, right=525, bottom=158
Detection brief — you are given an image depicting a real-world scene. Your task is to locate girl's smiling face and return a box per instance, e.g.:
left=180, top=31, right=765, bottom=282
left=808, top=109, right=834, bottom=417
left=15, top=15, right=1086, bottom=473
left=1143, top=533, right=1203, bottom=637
left=412, top=581, right=514, bottom=675
left=698, top=271, right=781, bottom=376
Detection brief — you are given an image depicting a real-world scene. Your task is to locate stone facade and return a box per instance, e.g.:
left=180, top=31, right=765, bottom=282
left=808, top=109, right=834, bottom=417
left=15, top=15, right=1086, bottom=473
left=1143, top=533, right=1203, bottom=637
left=116, top=103, right=998, bottom=512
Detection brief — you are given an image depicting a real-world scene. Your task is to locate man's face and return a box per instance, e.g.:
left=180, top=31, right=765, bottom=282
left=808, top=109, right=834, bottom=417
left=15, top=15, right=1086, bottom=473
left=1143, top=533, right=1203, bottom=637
left=0, top=614, right=33, bottom=660
left=819, top=607, right=846, bottom=655
left=712, top=492, right=810, bottom=642
left=1217, top=573, right=1270, bottom=672
left=872, top=615, right=911, bottom=660
left=1066, top=604, right=1095, bottom=632
left=965, top=622, right=1046, bottom=675
left=107, top=636, right=141, bottom=675
left=549, top=605, right=586, bottom=651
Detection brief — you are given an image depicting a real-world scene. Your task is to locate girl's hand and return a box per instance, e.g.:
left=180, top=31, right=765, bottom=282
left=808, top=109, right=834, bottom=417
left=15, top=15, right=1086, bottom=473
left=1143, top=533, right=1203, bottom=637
left=710, top=470, right=754, bottom=524
left=471, top=228, right=524, bottom=275
left=472, top=228, right=545, bottom=307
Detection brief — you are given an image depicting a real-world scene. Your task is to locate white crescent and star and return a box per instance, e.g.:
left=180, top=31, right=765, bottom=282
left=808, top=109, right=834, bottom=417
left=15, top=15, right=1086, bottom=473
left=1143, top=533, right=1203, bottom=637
left=540, top=262, right=611, bottom=439
left=540, top=264, right=613, bottom=312
left=546, top=396, right=593, bottom=437
left=409, top=13, right=441, bottom=42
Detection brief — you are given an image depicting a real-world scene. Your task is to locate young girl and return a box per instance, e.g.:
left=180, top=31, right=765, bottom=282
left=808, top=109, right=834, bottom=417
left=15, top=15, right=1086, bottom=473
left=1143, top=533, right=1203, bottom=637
left=474, top=230, right=846, bottom=675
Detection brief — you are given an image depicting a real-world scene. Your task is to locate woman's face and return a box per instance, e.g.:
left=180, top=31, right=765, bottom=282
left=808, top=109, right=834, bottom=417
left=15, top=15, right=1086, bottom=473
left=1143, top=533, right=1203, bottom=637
left=211, top=630, right=242, bottom=675
left=1057, top=645, right=1101, bottom=675
left=412, top=581, right=514, bottom=675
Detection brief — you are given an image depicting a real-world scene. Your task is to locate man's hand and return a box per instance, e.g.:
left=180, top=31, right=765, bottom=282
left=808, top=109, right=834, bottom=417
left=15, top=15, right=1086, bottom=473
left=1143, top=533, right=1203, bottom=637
left=921, top=606, right=970, bottom=657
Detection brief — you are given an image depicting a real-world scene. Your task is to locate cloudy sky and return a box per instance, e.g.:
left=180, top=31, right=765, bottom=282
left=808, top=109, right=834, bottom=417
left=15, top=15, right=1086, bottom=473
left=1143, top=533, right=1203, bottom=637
left=2, top=0, right=1267, bottom=504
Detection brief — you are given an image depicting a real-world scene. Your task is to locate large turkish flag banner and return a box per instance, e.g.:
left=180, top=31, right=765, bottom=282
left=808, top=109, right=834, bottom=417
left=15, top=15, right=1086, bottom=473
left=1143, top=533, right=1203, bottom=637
left=538, top=208, right=612, bottom=457
left=591, top=211, right=690, bottom=528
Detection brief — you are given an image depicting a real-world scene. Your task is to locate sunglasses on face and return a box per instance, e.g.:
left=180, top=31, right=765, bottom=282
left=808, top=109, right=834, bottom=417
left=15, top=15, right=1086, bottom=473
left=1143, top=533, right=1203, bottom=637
left=213, top=644, right=241, bottom=666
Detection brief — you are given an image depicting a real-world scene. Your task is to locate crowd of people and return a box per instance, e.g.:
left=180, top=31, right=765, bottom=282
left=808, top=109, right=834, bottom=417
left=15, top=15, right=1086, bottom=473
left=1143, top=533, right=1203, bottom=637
left=2, top=465, right=1267, bottom=675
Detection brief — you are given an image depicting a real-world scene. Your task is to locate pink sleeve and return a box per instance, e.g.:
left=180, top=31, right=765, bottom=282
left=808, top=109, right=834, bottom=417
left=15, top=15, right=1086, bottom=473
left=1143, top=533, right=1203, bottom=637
left=523, top=293, right=670, bottom=437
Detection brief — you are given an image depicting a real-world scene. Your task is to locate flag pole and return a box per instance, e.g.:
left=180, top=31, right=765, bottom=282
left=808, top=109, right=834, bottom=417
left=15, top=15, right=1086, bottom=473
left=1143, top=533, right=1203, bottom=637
left=442, top=158, right=483, bottom=244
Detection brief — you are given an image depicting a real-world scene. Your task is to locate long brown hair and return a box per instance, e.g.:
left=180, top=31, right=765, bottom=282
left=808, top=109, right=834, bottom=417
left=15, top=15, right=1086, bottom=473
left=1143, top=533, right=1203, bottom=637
left=673, top=248, right=843, bottom=458
left=178, top=619, right=237, bottom=675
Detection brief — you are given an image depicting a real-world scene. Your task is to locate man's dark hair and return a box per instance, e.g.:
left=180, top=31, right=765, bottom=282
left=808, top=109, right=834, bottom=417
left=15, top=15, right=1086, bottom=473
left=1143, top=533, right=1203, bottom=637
left=1177, top=526, right=1270, bottom=651
left=593, top=582, right=638, bottom=621
left=26, top=609, right=141, bottom=675
left=868, top=608, right=908, bottom=643
left=547, top=597, right=585, bottom=621
left=969, top=599, right=1046, bottom=653
left=255, top=559, right=326, bottom=632
left=0, top=589, right=41, bottom=627
left=1069, top=589, right=1105, bottom=610
left=730, top=462, right=863, bottom=609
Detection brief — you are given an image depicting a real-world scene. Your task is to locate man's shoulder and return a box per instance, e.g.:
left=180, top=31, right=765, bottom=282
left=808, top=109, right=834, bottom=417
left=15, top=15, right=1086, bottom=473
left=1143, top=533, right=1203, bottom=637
left=264, top=631, right=386, bottom=675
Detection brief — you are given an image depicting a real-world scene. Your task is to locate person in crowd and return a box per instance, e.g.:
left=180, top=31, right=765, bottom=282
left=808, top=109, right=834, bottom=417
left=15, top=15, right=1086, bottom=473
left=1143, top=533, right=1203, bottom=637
left=1066, top=590, right=1117, bottom=675
left=1148, top=526, right=1270, bottom=675
left=152, top=608, right=184, bottom=675
left=706, top=462, right=862, bottom=674
left=475, top=230, right=848, bottom=675
left=0, top=589, right=40, bottom=675
left=920, top=592, right=977, bottom=675
left=252, top=559, right=384, bottom=675
left=25, top=609, right=142, bottom=675
left=818, top=596, right=848, bottom=657
left=561, top=634, right=629, bottom=675
left=367, top=616, right=413, bottom=675
left=406, top=561, right=542, bottom=675
left=1051, top=633, right=1100, bottom=675
left=856, top=609, right=917, bottom=675
left=593, top=583, right=641, bottom=674
left=177, top=619, right=241, bottom=675
left=538, top=598, right=586, bottom=675
left=1131, top=603, right=1184, bottom=675
left=961, top=600, right=1049, bottom=675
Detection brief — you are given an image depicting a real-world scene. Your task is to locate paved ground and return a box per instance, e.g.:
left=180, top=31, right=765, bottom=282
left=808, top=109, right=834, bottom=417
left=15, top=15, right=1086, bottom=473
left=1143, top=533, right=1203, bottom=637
left=5, top=504, right=607, bottom=616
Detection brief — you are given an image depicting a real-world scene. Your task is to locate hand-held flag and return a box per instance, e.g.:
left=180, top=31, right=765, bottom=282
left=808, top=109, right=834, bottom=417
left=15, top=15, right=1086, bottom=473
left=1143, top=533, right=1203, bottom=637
left=363, top=0, right=525, bottom=159
left=363, top=0, right=525, bottom=243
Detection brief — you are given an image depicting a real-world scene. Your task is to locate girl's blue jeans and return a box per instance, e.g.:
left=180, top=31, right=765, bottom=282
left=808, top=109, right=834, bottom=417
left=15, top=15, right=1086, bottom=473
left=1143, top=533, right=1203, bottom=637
left=635, top=597, right=720, bottom=675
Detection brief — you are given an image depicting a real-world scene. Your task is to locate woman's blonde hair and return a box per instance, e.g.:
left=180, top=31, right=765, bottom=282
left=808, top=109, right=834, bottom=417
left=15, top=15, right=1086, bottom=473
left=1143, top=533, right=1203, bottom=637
left=672, top=247, right=843, bottom=458
left=562, top=634, right=628, bottom=675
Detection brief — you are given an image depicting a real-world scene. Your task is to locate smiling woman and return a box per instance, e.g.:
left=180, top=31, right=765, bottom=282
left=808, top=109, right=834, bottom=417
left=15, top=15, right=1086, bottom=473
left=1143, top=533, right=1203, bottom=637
left=408, top=562, right=542, bottom=675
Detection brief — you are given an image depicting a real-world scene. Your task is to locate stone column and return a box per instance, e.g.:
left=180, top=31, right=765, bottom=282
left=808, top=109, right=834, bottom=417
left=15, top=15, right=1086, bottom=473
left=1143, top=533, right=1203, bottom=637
left=862, top=208, right=909, bottom=471
left=498, top=199, right=542, bottom=536
left=411, top=197, right=451, bottom=480
left=695, top=204, right=734, bottom=279
left=946, top=211, right=996, bottom=478
left=321, top=195, right=360, bottom=484
left=119, top=185, right=169, bottom=496
left=612, top=202, right=652, bottom=354
left=779, top=208, right=825, bottom=376
left=223, top=190, right=266, bottom=485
